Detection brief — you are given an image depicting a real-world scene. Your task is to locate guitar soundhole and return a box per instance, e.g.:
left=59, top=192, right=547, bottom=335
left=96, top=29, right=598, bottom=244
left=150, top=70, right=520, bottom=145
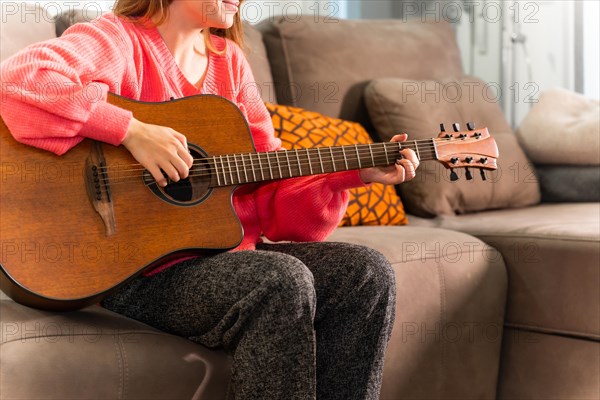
left=163, top=176, right=194, bottom=201
left=143, top=144, right=212, bottom=207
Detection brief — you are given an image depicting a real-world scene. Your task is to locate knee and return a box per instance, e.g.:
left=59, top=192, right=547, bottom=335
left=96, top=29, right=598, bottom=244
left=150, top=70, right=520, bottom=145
left=342, top=244, right=396, bottom=300
left=261, top=254, right=317, bottom=318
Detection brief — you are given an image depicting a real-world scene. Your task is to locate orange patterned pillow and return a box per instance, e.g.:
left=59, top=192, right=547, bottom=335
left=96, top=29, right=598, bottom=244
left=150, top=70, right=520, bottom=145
left=265, top=103, right=408, bottom=226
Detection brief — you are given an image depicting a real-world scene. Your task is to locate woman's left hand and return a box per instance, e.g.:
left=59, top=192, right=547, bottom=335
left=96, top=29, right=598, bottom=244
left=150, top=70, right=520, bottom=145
left=359, top=134, right=420, bottom=185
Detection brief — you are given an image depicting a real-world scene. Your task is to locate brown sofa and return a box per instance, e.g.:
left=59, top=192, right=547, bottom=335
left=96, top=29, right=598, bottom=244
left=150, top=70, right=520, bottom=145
left=1, top=9, right=598, bottom=400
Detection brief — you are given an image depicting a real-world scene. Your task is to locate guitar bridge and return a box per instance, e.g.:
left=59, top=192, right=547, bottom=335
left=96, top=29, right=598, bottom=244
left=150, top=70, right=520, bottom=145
left=85, top=142, right=116, bottom=236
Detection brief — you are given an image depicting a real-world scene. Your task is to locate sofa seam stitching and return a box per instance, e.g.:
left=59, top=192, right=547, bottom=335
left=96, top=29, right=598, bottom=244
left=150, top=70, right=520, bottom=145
left=437, top=260, right=447, bottom=397
left=114, top=339, right=124, bottom=399
left=467, top=233, right=599, bottom=242
left=504, top=322, right=600, bottom=340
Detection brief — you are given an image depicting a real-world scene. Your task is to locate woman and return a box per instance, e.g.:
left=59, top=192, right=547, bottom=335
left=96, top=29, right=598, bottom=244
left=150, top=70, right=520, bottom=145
left=0, top=1, right=419, bottom=398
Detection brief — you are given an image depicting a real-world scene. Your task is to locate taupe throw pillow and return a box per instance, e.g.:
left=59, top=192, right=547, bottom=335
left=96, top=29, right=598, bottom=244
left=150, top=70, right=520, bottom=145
left=365, top=76, right=541, bottom=217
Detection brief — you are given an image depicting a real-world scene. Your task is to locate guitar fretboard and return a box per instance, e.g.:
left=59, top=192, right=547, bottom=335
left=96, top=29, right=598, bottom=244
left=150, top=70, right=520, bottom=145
left=207, top=140, right=437, bottom=187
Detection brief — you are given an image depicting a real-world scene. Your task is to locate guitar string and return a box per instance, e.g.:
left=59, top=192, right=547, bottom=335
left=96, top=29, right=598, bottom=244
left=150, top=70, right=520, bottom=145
left=92, top=137, right=484, bottom=172
left=100, top=150, right=489, bottom=188
left=94, top=144, right=484, bottom=186
left=96, top=146, right=437, bottom=182
left=93, top=138, right=483, bottom=175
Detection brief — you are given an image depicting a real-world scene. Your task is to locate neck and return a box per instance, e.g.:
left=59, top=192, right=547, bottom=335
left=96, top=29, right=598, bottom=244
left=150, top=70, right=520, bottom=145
left=207, top=140, right=438, bottom=188
left=153, top=8, right=206, bottom=62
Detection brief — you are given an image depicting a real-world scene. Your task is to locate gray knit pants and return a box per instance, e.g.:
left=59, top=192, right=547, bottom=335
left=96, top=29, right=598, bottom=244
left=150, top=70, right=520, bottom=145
left=101, top=242, right=396, bottom=400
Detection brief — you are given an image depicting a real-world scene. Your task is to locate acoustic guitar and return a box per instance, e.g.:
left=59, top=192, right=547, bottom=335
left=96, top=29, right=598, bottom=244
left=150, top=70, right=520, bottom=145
left=0, top=94, right=498, bottom=310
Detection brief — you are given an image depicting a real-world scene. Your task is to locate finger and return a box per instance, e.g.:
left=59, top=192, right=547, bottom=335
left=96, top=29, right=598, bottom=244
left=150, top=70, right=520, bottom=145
left=390, top=133, right=408, bottom=143
left=147, top=165, right=168, bottom=187
left=396, top=158, right=416, bottom=181
left=170, top=155, right=190, bottom=180
left=172, top=130, right=189, bottom=151
left=400, top=149, right=420, bottom=169
left=178, top=146, right=194, bottom=169
left=160, top=163, right=181, bottom=184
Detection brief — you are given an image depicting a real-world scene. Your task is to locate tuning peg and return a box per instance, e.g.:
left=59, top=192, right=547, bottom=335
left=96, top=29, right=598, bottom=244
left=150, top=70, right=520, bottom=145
left=440, top=123, right=446, bottom=132
left=465, top=168, right=473, bottom=180
left=480, top=169, right=487, bottom=181
left=467, top=122, right=475, bottom=131
left=450, top=170, right=459, bottom=181
left=453, top=123, right=461, bottom=132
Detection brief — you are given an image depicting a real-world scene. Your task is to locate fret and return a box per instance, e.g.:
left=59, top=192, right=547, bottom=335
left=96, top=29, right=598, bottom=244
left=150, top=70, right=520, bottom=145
left=341, top=146, right=349, bottom=170
left=219, top=155, right=228, bottom=185
left=248, top=154, right=257, bottom=182
left=257, top=153, right=265, bottom=181
left=295, top=150, right=303, bottom=176
left=233, top=154, right=241, bottom=184
left=306, top=148, right=314, bottom=175
left=285, top=151, right=293, bottom=177
left=329, top=147, right=337, bottom=172
left=368, top=144, right=375, bottom=167
left=317, top=148, right=325, bottom=173
left=266, top=152, right=274, bottom=180
left=413, top=140, right=420, bottom=160
left=383, top=144, right=390, bottom=165
left=226, top=155, right=235, bottom=184
left=213, top=156, right=221, bottom=186
left=241, top=154, right=248, bottom=183
left=355, top=144, right=362, bottom=169
left=274, top=151, right=283, bottom=178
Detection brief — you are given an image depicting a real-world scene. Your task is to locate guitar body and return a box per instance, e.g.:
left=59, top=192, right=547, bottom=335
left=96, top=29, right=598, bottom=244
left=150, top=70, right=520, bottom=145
left=0, top=94, right=252, bottom=310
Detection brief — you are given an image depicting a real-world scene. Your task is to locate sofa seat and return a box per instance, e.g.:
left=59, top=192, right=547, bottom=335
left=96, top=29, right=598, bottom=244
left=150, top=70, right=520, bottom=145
left=0, top=298, right=231, bottom=400
left=403, top=203, right=600, bottom=400
left=328, top=226, right=507, bottom=399
left=1, top=226, right=507, bottom=400
left=411, top=203, right=600, bottom=339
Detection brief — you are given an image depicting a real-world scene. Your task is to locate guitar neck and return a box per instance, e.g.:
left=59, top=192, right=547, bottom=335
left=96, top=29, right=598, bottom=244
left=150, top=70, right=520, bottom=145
left=208, top=139, right=437, bottom=187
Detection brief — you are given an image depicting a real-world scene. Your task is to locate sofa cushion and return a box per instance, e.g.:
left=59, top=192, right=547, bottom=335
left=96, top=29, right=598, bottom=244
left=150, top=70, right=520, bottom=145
left=415, top=203, right=600, bottom=340
left=328, top=226, right=506, bottom=399
left=0, top=3, right=57, bottom=62
left=258, top=17, right=463, bottom=132
left=516, top=88, right=600, bottom=165
left=265, top=103, right=408, bottom=226
left=0, top=300, right=230, bottom=399
left=536, top=165, right=600, bottom=203
left=498, top=329, right=600, bottom=400
left=365, top=76, right=541, bottom=217
left=243, top=23, right=277, bottom=103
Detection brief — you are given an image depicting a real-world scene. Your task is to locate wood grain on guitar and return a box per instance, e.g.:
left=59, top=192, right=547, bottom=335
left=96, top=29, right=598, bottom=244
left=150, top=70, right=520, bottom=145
left=0, top=94, right=498, bottom=310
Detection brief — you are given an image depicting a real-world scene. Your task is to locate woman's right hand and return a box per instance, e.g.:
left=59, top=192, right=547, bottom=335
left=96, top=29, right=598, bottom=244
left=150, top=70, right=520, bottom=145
left=122, top=117, right=194, bottom=187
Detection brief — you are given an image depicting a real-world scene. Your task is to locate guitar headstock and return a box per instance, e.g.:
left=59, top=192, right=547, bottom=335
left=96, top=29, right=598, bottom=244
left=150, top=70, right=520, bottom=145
left=434, top=122, right=499, bottom=181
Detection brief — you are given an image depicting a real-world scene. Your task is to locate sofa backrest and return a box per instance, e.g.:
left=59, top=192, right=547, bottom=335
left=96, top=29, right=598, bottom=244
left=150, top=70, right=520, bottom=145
left=0, top=3, right=57, bottom=62
left=242, top=22, right=278, bottom=104
left=254, top=16, right=463, bottom=135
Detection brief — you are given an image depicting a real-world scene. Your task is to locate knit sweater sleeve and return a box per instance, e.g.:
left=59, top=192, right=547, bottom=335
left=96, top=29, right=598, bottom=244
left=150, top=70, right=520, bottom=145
left=0, top=15, right=133, bottom=155
left=229, top=43, right=366, bottom=243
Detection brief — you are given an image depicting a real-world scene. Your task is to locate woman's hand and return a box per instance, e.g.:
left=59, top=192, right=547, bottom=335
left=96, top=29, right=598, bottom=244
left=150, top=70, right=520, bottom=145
left=122, top=117, right=194, bottom=187
left=359, top=134, right=420, bottom=185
